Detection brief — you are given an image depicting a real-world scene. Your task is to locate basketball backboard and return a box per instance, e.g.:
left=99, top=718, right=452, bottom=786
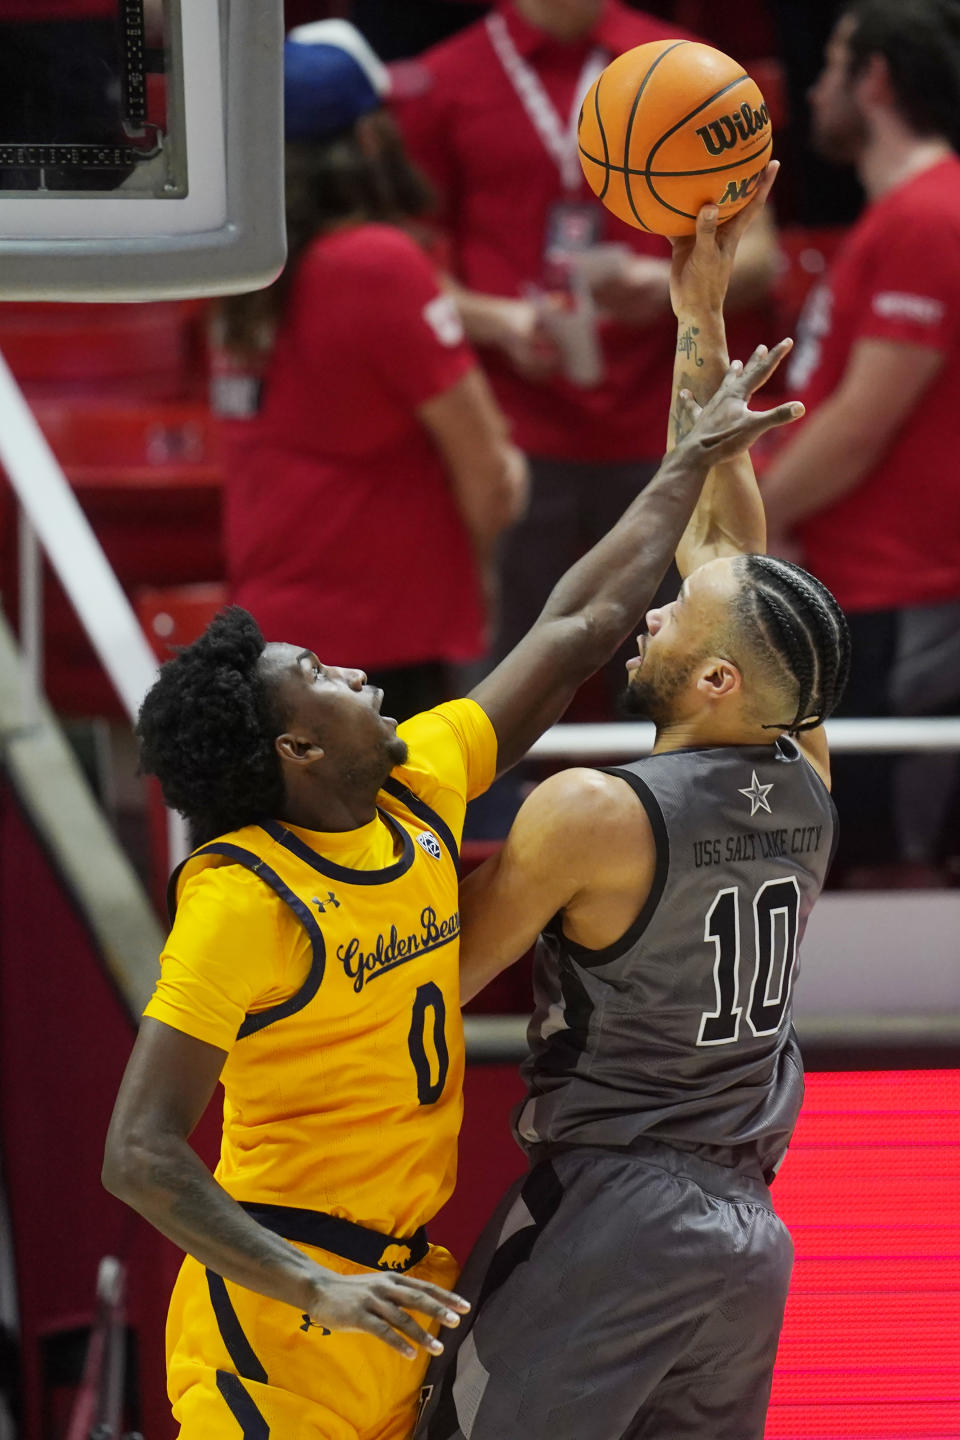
left=0, top=0, right=286, bottom=299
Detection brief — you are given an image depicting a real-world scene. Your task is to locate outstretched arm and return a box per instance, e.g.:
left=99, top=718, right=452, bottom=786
left=670, top=166, right=781, bottom=576
left=666, top=171, right=831, bottom=785
left=469, top=344, right=803, bottom=774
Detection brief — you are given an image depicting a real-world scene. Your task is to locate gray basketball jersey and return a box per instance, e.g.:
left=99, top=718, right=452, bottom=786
left=515, top=739, right=837, bottom=1179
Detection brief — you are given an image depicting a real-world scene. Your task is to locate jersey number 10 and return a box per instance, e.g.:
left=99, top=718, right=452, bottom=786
left=697, top=877, right=801, bottom=1046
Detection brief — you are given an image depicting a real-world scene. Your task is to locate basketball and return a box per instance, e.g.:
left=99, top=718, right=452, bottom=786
left=577, top=39, right=773, bottom=237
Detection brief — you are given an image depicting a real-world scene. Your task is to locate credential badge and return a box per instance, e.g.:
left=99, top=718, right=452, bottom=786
left=416, top=831, right=442, bottom=861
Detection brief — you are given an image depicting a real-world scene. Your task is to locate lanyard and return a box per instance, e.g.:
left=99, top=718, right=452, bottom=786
left=486, top=10, right=608, bottom=194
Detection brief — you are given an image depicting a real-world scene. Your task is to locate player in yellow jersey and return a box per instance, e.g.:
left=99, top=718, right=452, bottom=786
left=102, top=193, right=797, bottom=1438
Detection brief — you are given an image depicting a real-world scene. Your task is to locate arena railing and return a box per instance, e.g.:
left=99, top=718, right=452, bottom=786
left=529, top=716, right=960, bottom=758
left=0, top=347, right=190, bottom=874
left=1, top=346, right=958, bottom=1063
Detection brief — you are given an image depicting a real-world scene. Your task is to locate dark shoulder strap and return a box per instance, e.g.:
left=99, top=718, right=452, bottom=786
left=380, top=776, right=460, bottom=873
left=166, top=841, right=326, bottom=1040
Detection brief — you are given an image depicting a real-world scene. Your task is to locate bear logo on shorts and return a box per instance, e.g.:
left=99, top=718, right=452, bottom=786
left=378, top=1243, right=413, bottom=1271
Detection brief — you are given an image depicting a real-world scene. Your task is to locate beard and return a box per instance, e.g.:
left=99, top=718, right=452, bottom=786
left=342, top=731, right=409, bottom=795
left=619, top=655, right=695, bottom=728
left=386, top=733, right=409, bottom=769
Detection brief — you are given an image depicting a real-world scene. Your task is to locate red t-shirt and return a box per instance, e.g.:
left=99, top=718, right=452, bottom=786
left=219, top=223, right=484, bottom=669
left=788, top=157, right=960, bottom=612
left=393, top=0, right=693, bottom=463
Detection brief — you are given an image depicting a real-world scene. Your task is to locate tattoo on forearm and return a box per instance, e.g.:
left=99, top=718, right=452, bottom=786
left=677, top=326, right=704, bottom=367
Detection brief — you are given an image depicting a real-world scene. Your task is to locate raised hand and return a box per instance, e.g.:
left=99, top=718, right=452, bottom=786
left=303, top=1267, right=470, bottom=1359
left=673, top=340, right=803, bottom=467
left=670, top=161, right=779, bottom=319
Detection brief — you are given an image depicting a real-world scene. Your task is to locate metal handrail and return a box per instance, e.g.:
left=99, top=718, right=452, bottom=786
left=530, top=716, right=960, bottom=759
left=464, top=1012, right=960, bottom=1065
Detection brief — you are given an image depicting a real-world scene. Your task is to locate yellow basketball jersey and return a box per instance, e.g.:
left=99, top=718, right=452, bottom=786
left=144, top=700, right=497, bottom=1238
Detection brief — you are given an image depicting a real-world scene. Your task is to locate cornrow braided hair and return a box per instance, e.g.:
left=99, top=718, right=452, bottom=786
left=136, top=606, right=287, bottom=849
left=734, top=556, right=852, bottom=734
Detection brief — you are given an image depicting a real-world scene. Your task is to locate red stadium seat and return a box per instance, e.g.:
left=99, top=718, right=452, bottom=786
left=0, top=300, right=210, bottom=401
left=135, top=582, right=228, bottom=660
left=136, top=584, right=229, bottom=910
left=0, top=396, right=226, bottom=717
left=30, top=398, right=223, bottom=489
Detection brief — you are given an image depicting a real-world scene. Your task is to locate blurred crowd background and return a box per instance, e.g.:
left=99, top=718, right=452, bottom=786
left=2, top=9, right=960, bottom=1434
left=2, top=0, right=959, bottom=914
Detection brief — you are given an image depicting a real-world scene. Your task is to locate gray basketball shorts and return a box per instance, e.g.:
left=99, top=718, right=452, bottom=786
left=416, top=1139, right=793, bottom=1440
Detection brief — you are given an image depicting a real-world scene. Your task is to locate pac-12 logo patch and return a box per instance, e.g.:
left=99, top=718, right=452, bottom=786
left=416, top=831, right=442, bottom=861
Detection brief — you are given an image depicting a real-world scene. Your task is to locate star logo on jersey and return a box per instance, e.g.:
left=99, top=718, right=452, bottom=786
left=416, top=831, right=442, bottom=861
left=739, top=771, right=774, bottom=817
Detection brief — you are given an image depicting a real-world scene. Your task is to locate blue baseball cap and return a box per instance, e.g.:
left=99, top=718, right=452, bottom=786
left=284, top=20, right=391, bottom=142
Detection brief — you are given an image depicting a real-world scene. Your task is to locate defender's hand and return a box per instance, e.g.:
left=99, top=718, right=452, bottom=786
left=673, top=340, right=803, bottom=467
left=304, top=1268, right=470, bottom=1359
left=669, top=161, right=779, bottom=319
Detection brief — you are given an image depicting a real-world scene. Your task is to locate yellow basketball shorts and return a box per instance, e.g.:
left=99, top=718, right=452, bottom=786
left=166, top=1238, right=459, bottom=1439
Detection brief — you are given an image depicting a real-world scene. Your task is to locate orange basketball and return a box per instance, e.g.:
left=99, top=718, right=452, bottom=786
left=577, top=39, right=773, bottom=237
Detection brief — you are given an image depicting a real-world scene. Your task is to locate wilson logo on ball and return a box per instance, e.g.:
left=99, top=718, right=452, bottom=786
left=695, top=102, right=771, bottom=158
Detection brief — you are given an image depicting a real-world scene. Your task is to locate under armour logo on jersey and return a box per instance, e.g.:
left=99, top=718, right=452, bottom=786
left=300, top=1314, right=332, bottom=1335
left=312, top=891, right=340, bottom=913
left=739, top=771, right=774, bottom=816
left=416, top=831, right=442, bottom=861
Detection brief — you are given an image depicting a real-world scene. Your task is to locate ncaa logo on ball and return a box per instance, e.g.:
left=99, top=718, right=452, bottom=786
left=416, top=831, right=442, bottom=861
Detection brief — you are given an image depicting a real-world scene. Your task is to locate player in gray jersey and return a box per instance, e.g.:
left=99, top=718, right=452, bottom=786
left=417, top=170, right=851, bottom=1440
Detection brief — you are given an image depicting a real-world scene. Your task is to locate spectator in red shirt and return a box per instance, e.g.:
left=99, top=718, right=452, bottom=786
left=216, top=20, right=527, bottom=722
left=762, top=0, right=960, bottom=883
left=393, top=0, right=779, bottom=704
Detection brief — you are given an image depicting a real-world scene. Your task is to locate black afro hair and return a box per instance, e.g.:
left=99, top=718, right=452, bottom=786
left=137, top=606, right=287, bottom=848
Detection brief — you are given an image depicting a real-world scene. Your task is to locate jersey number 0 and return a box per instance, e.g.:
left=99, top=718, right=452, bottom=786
left=408, top=982, right=449, bottom=1103
left=697, top=877, right=801, bottom=1046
